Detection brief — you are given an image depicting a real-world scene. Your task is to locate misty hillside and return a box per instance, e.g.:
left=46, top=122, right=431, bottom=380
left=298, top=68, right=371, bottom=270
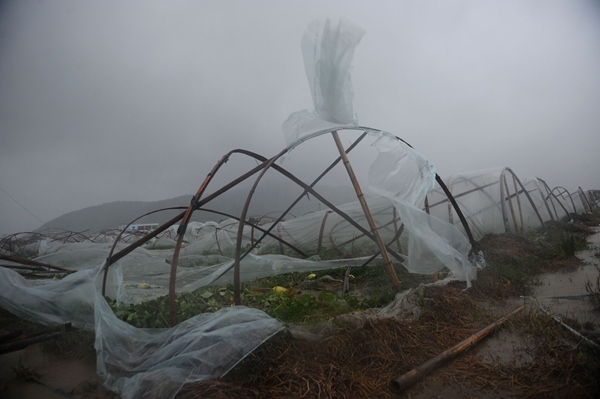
left=41, top=184, right=359, bottom=234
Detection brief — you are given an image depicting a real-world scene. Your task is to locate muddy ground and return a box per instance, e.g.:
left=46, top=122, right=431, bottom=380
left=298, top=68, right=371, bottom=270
left=1, top=225, right=599, bottom=399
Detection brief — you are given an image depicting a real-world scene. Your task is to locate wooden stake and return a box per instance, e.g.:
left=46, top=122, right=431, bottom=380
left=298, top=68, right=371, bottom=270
left=331, top=131, right=400, bottom=287
left=390, top=306, right=524, bottom=393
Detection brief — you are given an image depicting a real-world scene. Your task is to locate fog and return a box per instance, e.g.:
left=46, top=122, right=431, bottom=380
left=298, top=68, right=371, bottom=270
left=1, top=0, right=599, bottom=235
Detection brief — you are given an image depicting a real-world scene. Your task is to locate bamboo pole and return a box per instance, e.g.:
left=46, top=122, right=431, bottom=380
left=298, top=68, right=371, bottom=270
left=331, top=131, right=400, bottom=287
left=511, top=174, right=524, bottom=234
left=503, top=174, right=519, bottom=233
left=0, top=323, right=72, bottom=355
left=390, top=306, right=524, bottom=393
left=0, top=332, right=62, bottom=355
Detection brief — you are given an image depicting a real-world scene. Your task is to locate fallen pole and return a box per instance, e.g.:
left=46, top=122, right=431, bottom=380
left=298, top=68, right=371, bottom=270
left=536, top=304, right=600, bottom=357
left=0, top=323, right=72, bottom=355
left=390, top=306, right=524, bottom=394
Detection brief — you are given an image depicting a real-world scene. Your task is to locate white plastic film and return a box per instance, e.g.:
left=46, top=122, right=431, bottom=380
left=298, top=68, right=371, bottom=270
left=283, top=18, right=364, bottom=147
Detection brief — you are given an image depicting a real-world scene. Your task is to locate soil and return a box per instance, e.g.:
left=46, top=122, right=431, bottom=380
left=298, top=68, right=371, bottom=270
left=0, top=346, right=117, bottom=399
left=1, top=228, right=599, bottom=399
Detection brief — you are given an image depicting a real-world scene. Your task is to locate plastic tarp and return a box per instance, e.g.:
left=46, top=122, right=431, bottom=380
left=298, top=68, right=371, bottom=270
left=0, top=263, right=283, bottom=399
left=23, top=237, right=374, bottom=303
left=366, top=133, right=475, bottom=282
left=282, top=18, right=475, bottom=283
left=283, top=18, right=364, bottom=149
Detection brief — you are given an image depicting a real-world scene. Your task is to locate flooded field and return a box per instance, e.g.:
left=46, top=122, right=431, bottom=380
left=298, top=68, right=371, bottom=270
left=531, top=227, right=600, bottom=325
left=474, top=227, right=600, bottom=370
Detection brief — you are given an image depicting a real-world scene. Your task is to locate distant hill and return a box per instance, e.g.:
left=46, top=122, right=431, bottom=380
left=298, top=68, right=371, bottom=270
left=40, top=183, right=359, bottom=234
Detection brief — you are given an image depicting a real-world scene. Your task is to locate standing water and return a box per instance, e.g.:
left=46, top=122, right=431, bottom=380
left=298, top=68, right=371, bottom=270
left=531, top=226, right=600, bottom=329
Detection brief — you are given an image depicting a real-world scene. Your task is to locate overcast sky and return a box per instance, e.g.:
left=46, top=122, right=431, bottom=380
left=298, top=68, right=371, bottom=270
left=1, top=0, right=599, bottom=235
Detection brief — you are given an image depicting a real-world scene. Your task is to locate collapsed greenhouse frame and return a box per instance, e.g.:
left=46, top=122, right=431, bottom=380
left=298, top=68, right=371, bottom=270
left=421, top=167, right=598, bottom=242
left=0, top=126, right=597, bottom=399
left=96, top=126, right=478, bottom=326
left=0, top=125, right=487, bottom=399
left=1, top=15, right=598, bottom=398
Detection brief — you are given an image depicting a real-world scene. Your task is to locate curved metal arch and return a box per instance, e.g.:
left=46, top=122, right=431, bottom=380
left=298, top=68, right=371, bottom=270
left=230, top=127, right=478, bottom=304
left=227, top=147, right=405, bottom=289
left=101, top=125, right=487, bottom=326
left=102, top=206, right=188, bottom=296
left=194, top=208, right=308, bottom=257
left=166, top=143, right=405, bottom=324
left=536, top=178, right=571, bottom=221
left=0, top=231, right=50, bottom=257
left=587, top=190, right=599, bottom=209
left=49, top=229, right=92, bottom=243
left=533, top=178, right=557, bottom=221
left=551, top=186, right=577, bottom=214
left=230, top=134, right=402, bottom=306
left=500, top=167, right=546, bottom=234
left=577, top=186, right=592, bottom=213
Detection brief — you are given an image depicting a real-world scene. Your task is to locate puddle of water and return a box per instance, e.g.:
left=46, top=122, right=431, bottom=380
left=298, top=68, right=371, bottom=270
left=530, top=227, right=600, bottom=327
left=476, top=226, right=600, bottom=366
left=474, top=329, right=534, bottom=366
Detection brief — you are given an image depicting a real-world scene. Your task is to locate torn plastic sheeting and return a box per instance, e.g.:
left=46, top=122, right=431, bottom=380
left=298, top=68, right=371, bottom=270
left=282, top=112, right=357, bottom=152
left=94, top=292, right=283, bottom=399
left=367, top=132, right=475, bottom=284
left=283, top=18, right=364, bottom=147
left=0, top=261, right=124, bottom=330
left=175, top=253, right=373, bottom=297
left=280, top=13, right=476, bottom=285
left=302, top=18, right=364, bottom=124
left=367, top=133, right=436, bottom=207
left=392, top=203, right=474, bottom=283
left=0, top=260, right=284, bottom=399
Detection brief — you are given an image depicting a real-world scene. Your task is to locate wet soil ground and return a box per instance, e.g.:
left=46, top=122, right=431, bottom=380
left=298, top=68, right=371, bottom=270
left=0, top=346, right=117, bottom=399
left=473, top=228, right=600, bottom=369
left=1, top=229, right=599, bottom=399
